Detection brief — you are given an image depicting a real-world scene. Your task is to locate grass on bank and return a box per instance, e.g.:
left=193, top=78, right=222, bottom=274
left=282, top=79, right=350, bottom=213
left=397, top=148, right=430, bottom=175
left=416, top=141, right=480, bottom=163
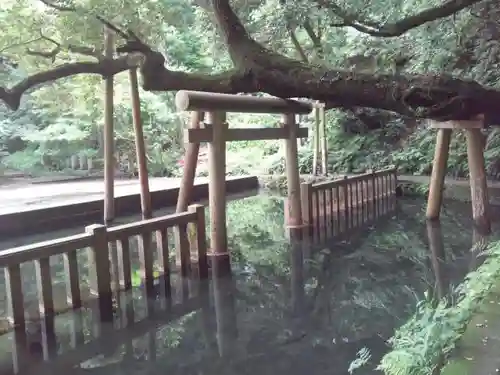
left=351, top=240, right=500, bottom=375
left=381, top=240, right=500, bottom=375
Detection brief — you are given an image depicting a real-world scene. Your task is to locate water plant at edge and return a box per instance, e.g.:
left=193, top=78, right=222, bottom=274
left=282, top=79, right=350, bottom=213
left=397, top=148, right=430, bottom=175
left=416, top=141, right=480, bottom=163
left=356, top=240, right=500, bottom=375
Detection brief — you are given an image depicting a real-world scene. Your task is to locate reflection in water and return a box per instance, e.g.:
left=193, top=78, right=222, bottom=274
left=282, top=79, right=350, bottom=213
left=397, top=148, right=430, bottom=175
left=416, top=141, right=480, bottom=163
left=426, top=221, right=447, bottom=301
left=212, top=274, right=238, bottom=358
left=0, top=197, right=498, bottom=375
left=290, top=242, right=305, bottom=316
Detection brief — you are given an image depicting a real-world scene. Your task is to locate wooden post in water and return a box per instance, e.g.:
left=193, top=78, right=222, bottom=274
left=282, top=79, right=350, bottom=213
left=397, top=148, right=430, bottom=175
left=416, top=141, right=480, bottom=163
left=176, top=111, right=205, bottom=212
left=283, top=113, right=303, bottom=239
left=426, top=128, right=452, bottom=220
left=103, top=28, right=115, bottom=224
left=129, top=68, right=152, bottom=219
left=426, top=118, right=491, bottom=233
left=175, top=112, right=205, bottom=268
left=466, top=128, right=491, bottom=232
left=207, top=111, right=231, bottom=275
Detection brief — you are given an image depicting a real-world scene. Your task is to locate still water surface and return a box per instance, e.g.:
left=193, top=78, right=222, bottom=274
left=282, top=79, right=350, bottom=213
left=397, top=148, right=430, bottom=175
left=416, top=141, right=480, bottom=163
left=0, top=195, right=499, bottom=375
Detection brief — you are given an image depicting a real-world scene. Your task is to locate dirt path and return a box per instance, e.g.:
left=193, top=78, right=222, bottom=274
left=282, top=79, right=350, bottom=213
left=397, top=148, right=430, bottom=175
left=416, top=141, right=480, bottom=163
left=442, top=288, right=500, bottom=375
left=398, top=175, right=500, bottom=189
left=0, top=176, right=213, bottom=215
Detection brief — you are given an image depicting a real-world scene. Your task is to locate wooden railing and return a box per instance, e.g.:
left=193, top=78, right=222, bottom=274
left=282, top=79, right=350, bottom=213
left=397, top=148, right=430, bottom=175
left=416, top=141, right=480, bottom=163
left=300, top=167, right=397, bottom=241
left=0, top=204, right=208, bottom=340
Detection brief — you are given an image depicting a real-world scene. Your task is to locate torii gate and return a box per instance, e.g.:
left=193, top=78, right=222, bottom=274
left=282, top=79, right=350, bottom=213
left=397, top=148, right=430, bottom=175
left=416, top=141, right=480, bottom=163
left=175, top=91, right=311, bottom=275
left=426, top=116, right=491, bottom=234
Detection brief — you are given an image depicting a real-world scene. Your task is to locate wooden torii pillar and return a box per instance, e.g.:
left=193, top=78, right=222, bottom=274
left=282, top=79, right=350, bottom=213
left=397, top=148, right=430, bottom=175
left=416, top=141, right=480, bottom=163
left=175, top=91, right=311, bottom=275
left=426, top=116, right=491, bottom=234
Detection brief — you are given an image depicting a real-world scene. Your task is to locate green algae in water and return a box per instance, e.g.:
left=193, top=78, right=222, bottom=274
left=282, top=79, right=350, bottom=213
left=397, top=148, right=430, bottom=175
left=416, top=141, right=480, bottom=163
left=369, top=240, right=500, bottom=375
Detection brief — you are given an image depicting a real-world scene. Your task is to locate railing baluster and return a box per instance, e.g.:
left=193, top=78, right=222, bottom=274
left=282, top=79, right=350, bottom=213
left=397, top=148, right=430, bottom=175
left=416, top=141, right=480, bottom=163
left=354, top=180, right=360, bottom=227
left=335, top=185, right=341, bottom=234
left=85, top=224, right=113, bottom=322
left=314, top=190, right=320, bottom=241
left=349, top=181, right=354, bottom=229
left=380, top=173, right=384, bottom=213
left=379, top=173, right=383, bottom=215
left=5, top=264, right=25, bottom=334
left=322, top=188, right=327, bottom=238
left=385, top=173, right=390, bottom=213
left=386, top=173, right=390, bottom=213
left=362, top=178, right=366, bottom=222
left=117, top=238, right=132, bottom=291
left=188, top=204, right=209, bottom=279
left=35, top=257, right=54, bottom=316
left=369, top=171, right=376, bottom=219
left=63, top=251, right=81, bottom=308
left=138, top=233, right=154, bottom=294
left=328, top=187, right=335, bottom=236
left=343, top=177, right=349, bottom=232
left=156, top=229, right=171, bottom=300
left=178, top=224, right=191, bottom=278
left=300, top=183, right=313, bottom=239
left=109, top=241, right=120, bottom=292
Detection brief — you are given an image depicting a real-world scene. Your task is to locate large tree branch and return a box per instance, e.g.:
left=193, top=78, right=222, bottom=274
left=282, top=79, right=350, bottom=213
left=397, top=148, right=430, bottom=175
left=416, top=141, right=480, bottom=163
left=0, top=55, right=141, bottom=110
left=2, top=0, right=500, bottom=124
left=288, top=28, right=309, bottom=63
left=3, top=35, right=500, bottom=122
left=26, top=33, right=104, bottom=61
left=316, top=0, right=483, bottom=37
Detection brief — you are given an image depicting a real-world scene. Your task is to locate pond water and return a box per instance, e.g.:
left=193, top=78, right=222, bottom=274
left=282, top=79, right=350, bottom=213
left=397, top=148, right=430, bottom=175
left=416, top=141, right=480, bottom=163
left=1, top=194, right=500, bottom=375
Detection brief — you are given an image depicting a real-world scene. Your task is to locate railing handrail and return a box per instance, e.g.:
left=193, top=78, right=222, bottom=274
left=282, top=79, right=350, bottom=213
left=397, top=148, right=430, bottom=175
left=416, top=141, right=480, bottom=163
left=106, top=210, right=197, bottom=241
left=0, top=210, right=199, bottom=268
left=310, top=167, right=397, bottom=191
left=0, top=233, right=93, bottom=268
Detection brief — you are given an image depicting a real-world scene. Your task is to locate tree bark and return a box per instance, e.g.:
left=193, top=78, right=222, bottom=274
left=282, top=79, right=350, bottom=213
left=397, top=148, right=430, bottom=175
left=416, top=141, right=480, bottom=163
left=1, top=0, right=499, bottom=123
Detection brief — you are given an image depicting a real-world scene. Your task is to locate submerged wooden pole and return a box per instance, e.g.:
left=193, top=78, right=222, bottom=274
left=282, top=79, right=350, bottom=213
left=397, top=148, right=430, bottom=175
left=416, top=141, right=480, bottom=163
left=103, top=28, right=115, bottom=224
left=176, top=111, right=204, bottom=212
left=207, top=111, right=230, bottom=275
left=129, top=68, right=151, bottom=219
left=466, top=127, right=491, bottom=233
left=426, top=127, right=452, bottom=220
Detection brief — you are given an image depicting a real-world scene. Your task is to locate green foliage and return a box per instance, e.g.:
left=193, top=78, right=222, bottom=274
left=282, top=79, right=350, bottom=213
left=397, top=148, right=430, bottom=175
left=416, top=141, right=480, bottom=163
left=1, top=0, right=499, bottom=179
left=373, top=240, right=500, bottom=375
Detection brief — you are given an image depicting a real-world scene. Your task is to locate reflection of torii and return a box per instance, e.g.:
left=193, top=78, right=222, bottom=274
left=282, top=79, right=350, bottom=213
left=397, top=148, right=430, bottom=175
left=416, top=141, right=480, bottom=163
left=426, top=221, right=447, bottom=302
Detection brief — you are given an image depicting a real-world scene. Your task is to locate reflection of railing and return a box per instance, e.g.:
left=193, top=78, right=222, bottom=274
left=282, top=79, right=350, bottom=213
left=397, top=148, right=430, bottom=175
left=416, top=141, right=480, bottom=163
left=0, top=204, right=207, bottom=343
left=300, top=167, right=397, bottom=241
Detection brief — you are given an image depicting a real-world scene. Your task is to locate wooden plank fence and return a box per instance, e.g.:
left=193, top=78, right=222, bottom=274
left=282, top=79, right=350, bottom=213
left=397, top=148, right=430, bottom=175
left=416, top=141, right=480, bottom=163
left=0, top=204, right=209, bottom=373
left=300, top=167, right=398, bottom=242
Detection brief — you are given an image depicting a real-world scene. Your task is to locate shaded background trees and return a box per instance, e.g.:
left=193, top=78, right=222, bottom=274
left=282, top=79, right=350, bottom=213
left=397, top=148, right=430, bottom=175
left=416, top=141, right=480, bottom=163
left=1, top=0, right=500, bottom=179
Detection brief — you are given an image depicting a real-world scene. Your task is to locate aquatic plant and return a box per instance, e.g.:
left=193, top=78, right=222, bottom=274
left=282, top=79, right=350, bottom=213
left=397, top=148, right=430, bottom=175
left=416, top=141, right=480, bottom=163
left=373, top=240, right=500, bottom=375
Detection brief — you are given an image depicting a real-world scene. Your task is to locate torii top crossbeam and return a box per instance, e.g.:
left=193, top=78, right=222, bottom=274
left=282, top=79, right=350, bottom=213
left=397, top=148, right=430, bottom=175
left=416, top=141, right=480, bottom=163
left=175, top=90, right=313, bottom=114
